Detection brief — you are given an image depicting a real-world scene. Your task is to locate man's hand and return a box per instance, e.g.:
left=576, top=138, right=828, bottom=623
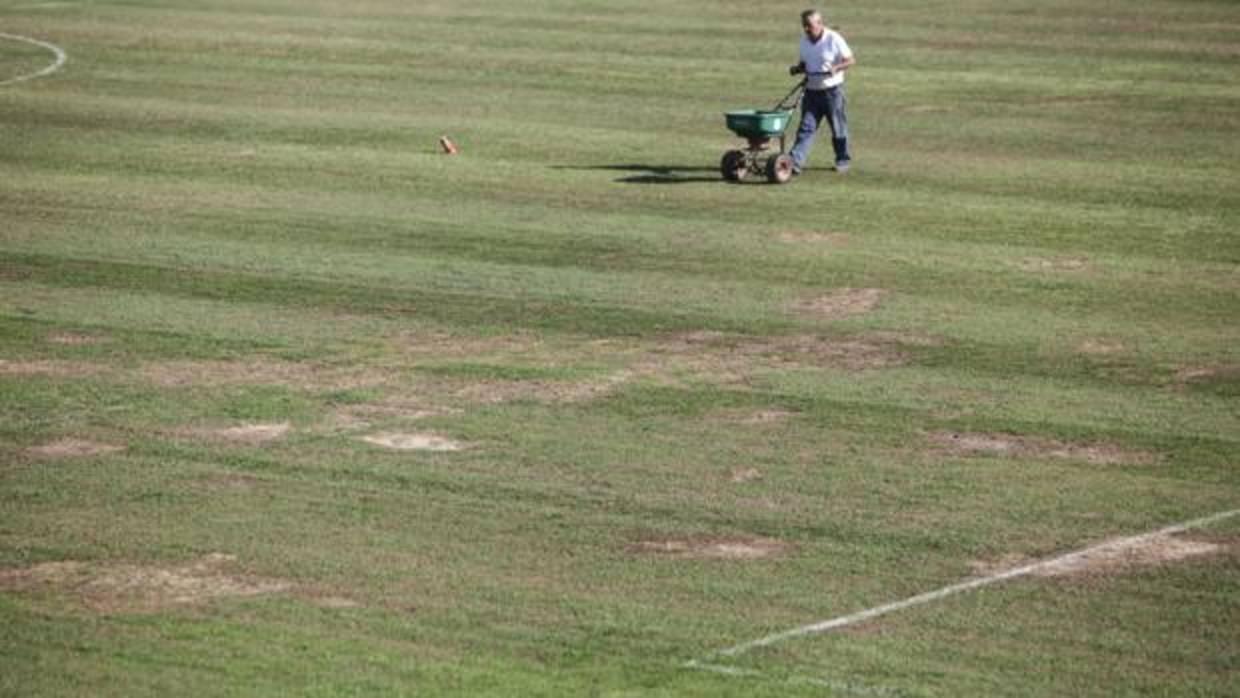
left=789, top=62, right=806, bottom=76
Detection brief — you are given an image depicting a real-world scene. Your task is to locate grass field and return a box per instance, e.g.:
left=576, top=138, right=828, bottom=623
left=2, top=1, right=1239, bottom=695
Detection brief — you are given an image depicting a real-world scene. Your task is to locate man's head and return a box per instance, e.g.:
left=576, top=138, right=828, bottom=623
left=801, top=9, right=825, bottom=41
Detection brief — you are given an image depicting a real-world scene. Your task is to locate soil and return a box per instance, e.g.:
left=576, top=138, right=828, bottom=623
left=308, top=595, right=361, bottom=609
left=971, top=534, right=1226, bottom=579
left=46, top=332, right=109, bottom=346
left=0, top=553, right=291, bottom=613
left=1175, top=364, right=1240, bottom=386
left=791, top=288, right=885, bottom=320
left=1078, top=339, right=1127, bottom=355
left=0, top=359, right=99, bottom=377
left=197, top=472, right=264, bottom=490
left=393, top=331, right=544, bottom=359
left=729, top=468, right=764, bottom=483
left=739, top=409, right=799, bottom=425
left=652, top=331, right=906, bottom=378
left=450, top=372, right=631, bottom=405
left=138, top=359, right=386, bottom=390
left=361, top=432, right=464, bottom=452
left=777, top=231, right=851, bottom=246
left=199, top=423, right=291, bottom=444
left=629, top=536, right=790, bottom=560
left=930, top=431, right=1157, bottom=466
left=27, top=438, right=123, bottom=458
left=1018, top=257, right=1090, bottom=273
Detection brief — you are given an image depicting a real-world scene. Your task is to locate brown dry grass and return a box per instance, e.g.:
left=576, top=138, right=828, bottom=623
left=137, top=359, right=388, bottom=390
left=185, top=423, right=291, bottom=444
left=360, top=432, right=464, bottom=452
left=1174, top=364, right=1240, bottom=386
left=26, top=438, right=124, bottom=458
left=646, top=331, right=906, bottom=381
left=448, top=372, right=632, bottom=406
left=790, top=287, right=885, bottom=320
left=0, top=553, right=291, bottom=613
left=393, top=330, right=546, bottom=359
left=930, top=431, right=1157, bottom=466
left=776, top=231, right=851, bottom=246
left=1017, top=257, right=1090, bottom=273
left=729, top=467, right=764, bottom=483
left=1077, top=338, right=1127, bottom=356
left=628, top=536, right=791, bottom=560
left=0, top=359, right=101, bottom=378
left=970, top=534, right=1227, bottom=580
left=46, top=332, right=110, bottom=346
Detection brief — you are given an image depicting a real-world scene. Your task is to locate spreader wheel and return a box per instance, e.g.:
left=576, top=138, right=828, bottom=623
left=720, top=150, right=748, bottom=182
left=766, top=154, right=794, bottom=184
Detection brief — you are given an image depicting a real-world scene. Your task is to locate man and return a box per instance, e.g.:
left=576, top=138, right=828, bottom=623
left=789, top=9, right=855, bottom=174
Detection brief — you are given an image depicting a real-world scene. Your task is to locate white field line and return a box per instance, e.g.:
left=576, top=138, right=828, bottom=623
left=691, top=507, right=1240, bottom=666
left=0, top=32, right=67, bottom=86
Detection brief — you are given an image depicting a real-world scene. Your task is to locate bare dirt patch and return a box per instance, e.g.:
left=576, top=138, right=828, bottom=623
left=1174, top=364, right=1240, bottom=387
left=138, top=359, right=386, bottom=390
left=777, top=231, right=851, bottom=246
left=46, top=332, right=109, bottom=346
left=901, top=104, right=954, bottom=114
left=740, top=409, right=799, bottom=425
left=394, top=331, right=545, bottom=359
left=710, top=408, right=799, bottom=425
left=449, top=372, right=631, bottom=406
left=729, top=467, right=764, bottom=483
left=187, top=423, right=291, bottom=444
left=970, top=534, right=1226, bottom=580
left=361, top=432, right=464, bottom=452
left=328, top=400, right=461, bottom=432
left=791, top=287, right=885, bottom=321
left=27, top=438, right=123, bottom=458
left=1017, top=257, right=1090, bottom=273
left=649, top=331, right=905, bottom=380
left=629, top=536, right=791, bottom=560
left=310, top=595, right=362, bottom=609
left=1078, top=339, right=1127, bottom=356
left=0, top=553, right=291, bottom=613
left=930, top=431, right=1156, bottom=466
left=0, top=359, right=100, bottom=377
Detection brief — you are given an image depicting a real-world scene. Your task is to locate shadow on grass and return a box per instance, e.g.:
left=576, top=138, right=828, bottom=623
left=555, top=164, right=720, bottom=185
left=557, top=163, right=828, bottom=185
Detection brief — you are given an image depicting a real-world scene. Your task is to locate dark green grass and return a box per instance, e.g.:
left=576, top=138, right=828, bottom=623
left=2, top=0, right=1238, bottom=696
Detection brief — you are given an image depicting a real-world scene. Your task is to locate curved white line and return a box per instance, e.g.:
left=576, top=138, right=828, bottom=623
left=0, top=32, right=67, bottom=86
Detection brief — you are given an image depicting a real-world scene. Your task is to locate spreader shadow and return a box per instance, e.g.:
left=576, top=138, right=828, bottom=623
left=554, top=164, right=718, bottom=185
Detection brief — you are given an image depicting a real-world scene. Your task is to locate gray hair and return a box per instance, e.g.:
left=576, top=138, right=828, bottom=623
left=801, top=9, right=822, bottom=23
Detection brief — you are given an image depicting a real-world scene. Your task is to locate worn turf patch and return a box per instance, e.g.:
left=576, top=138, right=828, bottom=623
left=629, top=536, right=791, bottom=560
left=360, top=432, right=465, bottom=452
left=972, top=534, right=1226, bottom=580
left=0, top=553, right=290, bottom=613
left=26, top=438, right=124, bottom=458
left=930, top=431, right=1157, bottom=466
left=790, top=288, right=886, bottom=321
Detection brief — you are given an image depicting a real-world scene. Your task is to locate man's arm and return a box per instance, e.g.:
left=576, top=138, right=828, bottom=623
left=827, top=55, right=855, bottom=74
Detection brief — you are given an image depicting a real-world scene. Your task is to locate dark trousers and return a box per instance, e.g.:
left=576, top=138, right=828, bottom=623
left=790, top=86, right=850, bottom=169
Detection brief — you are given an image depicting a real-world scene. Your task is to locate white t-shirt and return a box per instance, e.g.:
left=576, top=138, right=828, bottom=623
left=799, top=29, right=853, bottom=90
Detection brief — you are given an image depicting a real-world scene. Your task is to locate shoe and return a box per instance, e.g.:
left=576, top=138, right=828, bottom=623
left=834, top=161, right=851, bottom=173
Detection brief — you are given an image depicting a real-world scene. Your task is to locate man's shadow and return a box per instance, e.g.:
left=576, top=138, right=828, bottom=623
left=555, top=164, right=719, bottom=185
